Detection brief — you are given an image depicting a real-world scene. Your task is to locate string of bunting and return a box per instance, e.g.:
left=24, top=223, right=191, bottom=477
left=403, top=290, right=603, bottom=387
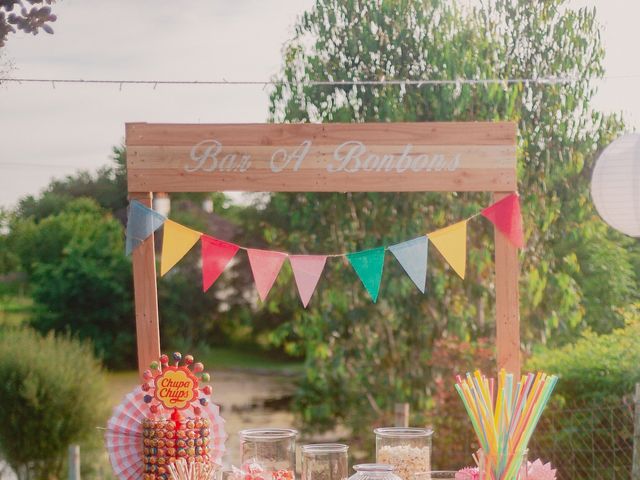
left=126, top=194, right=523, bottom=306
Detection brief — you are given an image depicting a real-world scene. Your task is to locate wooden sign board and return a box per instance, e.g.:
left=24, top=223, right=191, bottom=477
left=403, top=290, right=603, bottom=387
left=126, top=122, right=517, bottom=193
left=125, top=121, right=521, bottom=378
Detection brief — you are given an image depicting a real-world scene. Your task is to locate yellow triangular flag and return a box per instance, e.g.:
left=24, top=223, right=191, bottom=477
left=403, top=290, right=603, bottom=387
left=428, top=220, right=468, bottom=279
left=160, top=220, right=202, bottom=276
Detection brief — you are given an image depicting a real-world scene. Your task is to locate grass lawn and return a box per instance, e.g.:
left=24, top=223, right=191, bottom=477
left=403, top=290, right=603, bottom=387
left=0, top=292, right=32, bottom=327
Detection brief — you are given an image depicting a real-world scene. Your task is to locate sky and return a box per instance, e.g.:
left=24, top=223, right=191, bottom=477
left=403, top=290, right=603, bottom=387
left=1, top=0, right=639, bottom=209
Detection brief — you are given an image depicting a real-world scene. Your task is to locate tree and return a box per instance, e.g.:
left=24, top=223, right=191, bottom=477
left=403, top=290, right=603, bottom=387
left=0, top=0, right=57, bottom=48
left=12, top=198, right=136, bottom=368
left=263, top=0, right=639, bottom=437
left=0, top=328, right=108, bottom=480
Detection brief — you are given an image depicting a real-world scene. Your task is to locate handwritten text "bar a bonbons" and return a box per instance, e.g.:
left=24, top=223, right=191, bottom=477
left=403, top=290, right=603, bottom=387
left=185, top=139, right=461, bottom=174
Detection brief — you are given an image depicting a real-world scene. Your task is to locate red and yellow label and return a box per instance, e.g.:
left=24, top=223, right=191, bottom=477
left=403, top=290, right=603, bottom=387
left=153, top=366, right=199, bottom=410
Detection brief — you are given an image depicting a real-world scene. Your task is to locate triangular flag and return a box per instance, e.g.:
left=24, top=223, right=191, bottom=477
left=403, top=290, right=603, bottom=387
left=201, top=235, right=240, bottom=292
left=247, top=249, right=288, bottom=302
left=125, top=200, right=165, bottom=255
left=289, top=255, right=327, bottom=308
left=389, top=236, right=428, bottom=293
left=346, top=247, right=385, bottom=302
left=160, top=220, right=202, bottom=276
left=428, top=220, right=468, bottom=279
left=481, top=193, right=524, bottom=248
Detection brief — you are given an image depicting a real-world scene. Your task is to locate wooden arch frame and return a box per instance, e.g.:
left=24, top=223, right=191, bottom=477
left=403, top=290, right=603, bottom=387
left=126, top=121, right=520, bottom=377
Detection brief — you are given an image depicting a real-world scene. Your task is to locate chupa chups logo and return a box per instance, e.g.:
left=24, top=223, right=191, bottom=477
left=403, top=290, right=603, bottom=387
left=153, top=366, right=199, bottom=410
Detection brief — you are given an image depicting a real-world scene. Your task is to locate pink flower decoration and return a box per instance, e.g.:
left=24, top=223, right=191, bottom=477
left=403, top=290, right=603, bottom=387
left=527, top=459, right=556, bottom=480
left=456, top=467, right=479, bottom=480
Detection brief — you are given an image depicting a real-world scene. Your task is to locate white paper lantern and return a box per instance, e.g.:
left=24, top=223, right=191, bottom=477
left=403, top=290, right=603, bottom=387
left=591, top=133, right=640, bottom=237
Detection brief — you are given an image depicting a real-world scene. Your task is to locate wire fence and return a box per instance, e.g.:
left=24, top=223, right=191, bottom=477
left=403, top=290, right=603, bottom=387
left=436, top=396, right=636, bottom=479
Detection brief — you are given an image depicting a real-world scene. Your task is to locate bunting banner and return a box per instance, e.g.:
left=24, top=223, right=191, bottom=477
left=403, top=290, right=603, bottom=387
left=389, top=236, right=428, bottom=294
left=428, top=220, right=468, bottom=279
left=201, top=235, right=240, bottom=292
left=289, top=255, right=327, bottom=308
left=125, top=200, right=165, bottom=255
left=125, top=193, right=524, bottom=304
left=247, top=249, right=288, bottom=302
left=481, top=193, right=524, bottom=248
left=160, top=220, right=202, bottom=276
left=347, top=247, right=386, bottom=303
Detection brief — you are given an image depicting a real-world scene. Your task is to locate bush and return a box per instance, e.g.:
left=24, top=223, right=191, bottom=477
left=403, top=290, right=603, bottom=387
left=0, top=329, right=109, bottom=480
left=527, top=305, right=640, bottom=404
left=525, top=306, right=640, bottom=480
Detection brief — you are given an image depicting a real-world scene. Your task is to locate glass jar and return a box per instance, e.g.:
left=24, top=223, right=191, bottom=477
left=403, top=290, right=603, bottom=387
left=239, top=428, right=298, bottom=480
left=302, top=444, right=349, bottom=480
left=348, top=464, right=402, bottom=480
left=374, top=427, right=433, bottom=480
left=478, top=449, right=527, bottom=480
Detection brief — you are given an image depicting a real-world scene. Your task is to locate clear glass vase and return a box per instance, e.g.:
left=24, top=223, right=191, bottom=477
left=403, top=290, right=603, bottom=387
left=348, top=464, right=402, bottom=480
left=374, top=427, right=434, bottom=480
left=302, top=444, right=349, bottom=480
left=239, top=428, right=298, bottom=480
left=478, top=450, right=527, bottom=480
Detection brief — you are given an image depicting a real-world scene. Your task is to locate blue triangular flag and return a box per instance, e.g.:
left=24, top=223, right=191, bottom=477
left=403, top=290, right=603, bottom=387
left=125, top=200, right=166, bottom=255
left=389, top=236, right=428, bottom=293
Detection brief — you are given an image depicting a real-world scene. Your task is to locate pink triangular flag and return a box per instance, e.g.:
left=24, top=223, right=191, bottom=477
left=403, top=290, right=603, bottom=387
left=201, top=235, right=240, bottom=292
left=289, top=255, right=327, bottom=307
left=247, top=249, right=288, bottom=302
left=481, top=193, right=524, bottom=248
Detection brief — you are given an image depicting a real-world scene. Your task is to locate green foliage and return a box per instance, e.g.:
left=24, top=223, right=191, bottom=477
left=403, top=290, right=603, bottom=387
left=11, top=198, right=136, bottom=368
left=264, top=0, right=639, bottom=438
left=525, top=307, right=640, bottom=480
left=527, top=305, right=640, bottom=404
left=0, top=328, right=108, bottom=480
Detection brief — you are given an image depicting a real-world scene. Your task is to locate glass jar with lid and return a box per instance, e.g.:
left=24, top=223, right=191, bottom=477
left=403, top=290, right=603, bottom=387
left=374, top=427, right=433, bottom=480
left=302, top=444, right=349, bottom=480
left=348, top=464, right=402, bottom=480
left=239, top=428, right=298, bottom=480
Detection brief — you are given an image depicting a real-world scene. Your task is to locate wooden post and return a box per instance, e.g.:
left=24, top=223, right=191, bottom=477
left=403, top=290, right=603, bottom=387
left=632, top=383, right=640, bottom=480
left=394, top=403, right=410, bottom=427
left=493, top=191, right=521, bottom=376
left=129, top=192, right=161, bottom=378
left=68, top=444, right=80, bottom=480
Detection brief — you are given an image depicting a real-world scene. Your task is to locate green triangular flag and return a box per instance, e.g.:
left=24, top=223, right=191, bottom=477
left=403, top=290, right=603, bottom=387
left=346, top=247, right=385, bottom=303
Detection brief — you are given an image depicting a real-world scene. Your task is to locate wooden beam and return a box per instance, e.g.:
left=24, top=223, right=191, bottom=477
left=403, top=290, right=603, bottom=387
left=129, top=192, right=161, bottom=378
left=493, top=191, right=521, bottom=376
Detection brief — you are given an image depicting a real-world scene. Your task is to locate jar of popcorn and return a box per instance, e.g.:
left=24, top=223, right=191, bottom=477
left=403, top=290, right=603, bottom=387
left=302, top=444, right=349, bottom=480
left=374, top=427, right=433, bottom=480
left=240, top=428, right=298, bottom=480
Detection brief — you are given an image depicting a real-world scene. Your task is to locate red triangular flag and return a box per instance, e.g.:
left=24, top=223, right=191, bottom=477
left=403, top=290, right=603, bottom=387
left=247, top=249, right=288, bottom=302
left=201, top=235, right=240, bottom=292
left=481, top=193, right=524, bottom=248
left=289, top=255, right=327, bottom=307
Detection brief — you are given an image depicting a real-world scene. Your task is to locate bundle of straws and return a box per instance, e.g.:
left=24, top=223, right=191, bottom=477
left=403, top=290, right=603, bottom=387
left=167, top=459, right=216, bottom=480
left=455, top=370, right=558, bottom=480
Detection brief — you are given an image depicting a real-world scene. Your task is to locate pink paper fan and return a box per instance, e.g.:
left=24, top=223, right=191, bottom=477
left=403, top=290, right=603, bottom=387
left=105, top=386, right=226, bottom=480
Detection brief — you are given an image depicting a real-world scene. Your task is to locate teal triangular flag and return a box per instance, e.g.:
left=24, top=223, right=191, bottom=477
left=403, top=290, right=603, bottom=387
left=125, top=200, right=166, bottom=255
left=389, top=236, right=428, bottom=294
left=346, top=247, right=385, bottom=302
